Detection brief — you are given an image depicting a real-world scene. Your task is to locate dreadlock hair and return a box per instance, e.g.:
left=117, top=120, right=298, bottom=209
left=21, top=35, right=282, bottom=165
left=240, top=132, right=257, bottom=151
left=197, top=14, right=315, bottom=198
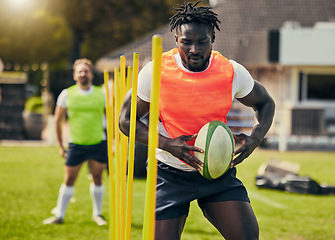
left=169, top=1, right=221, bottom=37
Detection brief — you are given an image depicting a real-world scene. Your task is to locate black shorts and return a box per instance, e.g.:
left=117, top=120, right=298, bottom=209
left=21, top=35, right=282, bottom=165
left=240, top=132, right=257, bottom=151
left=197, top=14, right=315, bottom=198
left=155, top=162, right=250, bottom=220
left=66, top=141, right=108, bottom=166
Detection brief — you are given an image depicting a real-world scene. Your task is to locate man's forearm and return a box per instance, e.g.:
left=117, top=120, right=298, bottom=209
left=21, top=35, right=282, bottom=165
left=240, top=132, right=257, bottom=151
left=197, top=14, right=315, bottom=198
left=251, top=97, right=275, bottom=143
left=55, top=122, right=64, bottom=150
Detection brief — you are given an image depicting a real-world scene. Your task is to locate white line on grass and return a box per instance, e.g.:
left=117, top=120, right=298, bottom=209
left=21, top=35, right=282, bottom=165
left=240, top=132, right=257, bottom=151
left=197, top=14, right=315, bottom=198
left=248, top=190, right=286, bottom=209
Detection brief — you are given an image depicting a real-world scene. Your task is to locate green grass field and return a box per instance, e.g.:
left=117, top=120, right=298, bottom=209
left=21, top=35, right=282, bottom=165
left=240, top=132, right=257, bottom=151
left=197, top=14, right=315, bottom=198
left=0, top=145, right=334, bottom=240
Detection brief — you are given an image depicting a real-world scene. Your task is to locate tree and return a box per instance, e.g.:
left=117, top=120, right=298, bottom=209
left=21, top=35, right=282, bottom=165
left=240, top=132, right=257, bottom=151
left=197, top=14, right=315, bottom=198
left=0, top=0, right=194, bottom=67
left=0, top=0, right=71, bottom=67
left=46, top=0, right=181, bottom=63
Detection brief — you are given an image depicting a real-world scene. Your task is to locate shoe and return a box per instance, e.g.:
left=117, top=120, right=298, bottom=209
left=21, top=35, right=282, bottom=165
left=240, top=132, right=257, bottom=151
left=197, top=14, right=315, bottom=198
left=93, top=215, right=107, bottom=226
left=43, top=216, right=63, bottom=225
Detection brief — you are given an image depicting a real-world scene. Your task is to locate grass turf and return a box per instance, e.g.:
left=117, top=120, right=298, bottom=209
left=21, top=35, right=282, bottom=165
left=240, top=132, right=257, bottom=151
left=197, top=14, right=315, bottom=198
left=0, top=145, right=334, bottom=239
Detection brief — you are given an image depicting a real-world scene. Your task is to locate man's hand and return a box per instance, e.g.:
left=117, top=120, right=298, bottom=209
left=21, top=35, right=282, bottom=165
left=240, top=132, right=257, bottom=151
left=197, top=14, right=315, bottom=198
left=59, top=147, right=67, bottom=158
left=230, top=133, right=262, bottom=168
left=162, top=134, right=204, bottom=171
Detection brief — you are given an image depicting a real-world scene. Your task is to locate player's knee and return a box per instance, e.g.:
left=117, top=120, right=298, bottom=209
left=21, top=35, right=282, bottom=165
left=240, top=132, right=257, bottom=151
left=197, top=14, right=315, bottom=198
left=225, top=229, right=258, bottom=240
left=244, top=228, right=259, bottom=240
left=64, top=179, right=75, bottom=186
left=233, top=223, right=259, bottom=240
left=91, top=175, right=102, bottom=185
left=64, top=175, right=77, bottom=185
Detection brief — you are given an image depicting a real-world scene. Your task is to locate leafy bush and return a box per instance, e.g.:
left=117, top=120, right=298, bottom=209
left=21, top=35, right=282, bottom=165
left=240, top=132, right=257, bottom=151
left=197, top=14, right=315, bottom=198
left=24, top=96, right=44, bottom=114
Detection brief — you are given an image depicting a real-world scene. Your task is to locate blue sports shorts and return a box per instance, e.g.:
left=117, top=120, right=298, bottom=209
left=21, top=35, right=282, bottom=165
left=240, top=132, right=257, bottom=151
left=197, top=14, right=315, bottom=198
left=155, top=162, right=250, bottom=220
left=66, top=141, right=108, bottom=166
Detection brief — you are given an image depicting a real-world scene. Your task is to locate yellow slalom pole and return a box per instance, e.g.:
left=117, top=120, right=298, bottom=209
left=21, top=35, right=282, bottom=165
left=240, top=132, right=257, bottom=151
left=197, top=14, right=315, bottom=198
left=114, top=67, right=121, bottom=240
left=120, top=56, right=127, bottom=240
left=125, top=52, right=139, bottom=240
left=142, top=35, right=163, bottom=240
left=120, top=55, right=127, bottom=101
left=104, top=71, right=115, bottom=240
left=126, top=66, right=132, bottom=92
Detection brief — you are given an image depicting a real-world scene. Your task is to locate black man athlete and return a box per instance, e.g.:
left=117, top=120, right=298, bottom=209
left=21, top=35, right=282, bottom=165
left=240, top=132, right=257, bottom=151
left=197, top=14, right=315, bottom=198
left=119, top=1, right=275, bottom=239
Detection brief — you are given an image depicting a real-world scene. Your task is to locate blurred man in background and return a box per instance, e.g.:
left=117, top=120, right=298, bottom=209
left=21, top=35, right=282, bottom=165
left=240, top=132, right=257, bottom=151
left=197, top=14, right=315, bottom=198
left=43, top=58, right=108, bottom=226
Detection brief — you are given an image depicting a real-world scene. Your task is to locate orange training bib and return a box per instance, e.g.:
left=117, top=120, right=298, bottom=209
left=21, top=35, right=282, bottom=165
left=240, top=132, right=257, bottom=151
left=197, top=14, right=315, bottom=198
left=159, top=49, right=234, bottom=146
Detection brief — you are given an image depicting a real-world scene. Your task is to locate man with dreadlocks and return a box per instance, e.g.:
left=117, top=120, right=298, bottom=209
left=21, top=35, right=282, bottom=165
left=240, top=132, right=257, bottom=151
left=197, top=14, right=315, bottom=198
left=120, top=1, right=275, bottom=239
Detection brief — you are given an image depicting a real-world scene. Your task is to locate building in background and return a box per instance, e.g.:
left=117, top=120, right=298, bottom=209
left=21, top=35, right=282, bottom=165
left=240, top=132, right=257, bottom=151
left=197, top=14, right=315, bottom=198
left=96, top=0, right=335, bottom=151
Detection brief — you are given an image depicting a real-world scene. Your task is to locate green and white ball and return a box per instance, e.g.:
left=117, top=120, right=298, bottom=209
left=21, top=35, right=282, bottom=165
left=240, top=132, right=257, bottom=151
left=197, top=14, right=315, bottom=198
left=194, top=120, right=234, bottom=179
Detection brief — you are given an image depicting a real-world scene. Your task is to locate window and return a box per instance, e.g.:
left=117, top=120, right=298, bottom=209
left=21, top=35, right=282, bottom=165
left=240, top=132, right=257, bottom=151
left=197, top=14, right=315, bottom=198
left=299, top=73, right=335, bottom=101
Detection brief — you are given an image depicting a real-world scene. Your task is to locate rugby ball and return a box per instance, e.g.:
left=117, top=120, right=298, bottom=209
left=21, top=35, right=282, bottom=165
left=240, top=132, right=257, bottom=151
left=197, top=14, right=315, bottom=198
left=194, top=120, right=234, bottom=179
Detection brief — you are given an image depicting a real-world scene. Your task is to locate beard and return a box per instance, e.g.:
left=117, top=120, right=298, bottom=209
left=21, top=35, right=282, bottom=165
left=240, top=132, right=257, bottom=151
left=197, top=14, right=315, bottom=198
left=184, top=55, right=210, bottom=72
left=79, top=76, right=90, bottom=86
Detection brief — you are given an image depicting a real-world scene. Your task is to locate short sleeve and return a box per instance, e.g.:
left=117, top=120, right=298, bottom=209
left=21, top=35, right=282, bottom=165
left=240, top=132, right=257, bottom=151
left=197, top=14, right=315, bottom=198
left=56, top=89, right=68, bottom=108
left=137, top=61, right=153, bottom=102
left=230, top=60, right=255, bottom=99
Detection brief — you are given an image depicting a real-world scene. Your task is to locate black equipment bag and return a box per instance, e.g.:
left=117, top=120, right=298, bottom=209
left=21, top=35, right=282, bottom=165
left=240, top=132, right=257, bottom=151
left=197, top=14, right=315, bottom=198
left=282, top=175, right=321, bottom=195
left=256, top=174, right=328, bottom=195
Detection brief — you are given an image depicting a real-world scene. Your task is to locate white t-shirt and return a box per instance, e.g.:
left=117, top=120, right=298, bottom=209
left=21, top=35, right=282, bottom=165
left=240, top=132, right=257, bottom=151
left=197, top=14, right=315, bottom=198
left=137, top=52, right=255, bottom=171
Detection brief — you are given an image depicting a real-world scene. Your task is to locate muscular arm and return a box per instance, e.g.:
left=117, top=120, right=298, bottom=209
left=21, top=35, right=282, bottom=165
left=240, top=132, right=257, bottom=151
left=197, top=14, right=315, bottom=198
left=119, top=91, right=150, bottom=144
left=54, top=105, right=67, bottom=158
left=232, top=80, right=275, bottom=167
left=119, top=92, right=204, bottom=170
